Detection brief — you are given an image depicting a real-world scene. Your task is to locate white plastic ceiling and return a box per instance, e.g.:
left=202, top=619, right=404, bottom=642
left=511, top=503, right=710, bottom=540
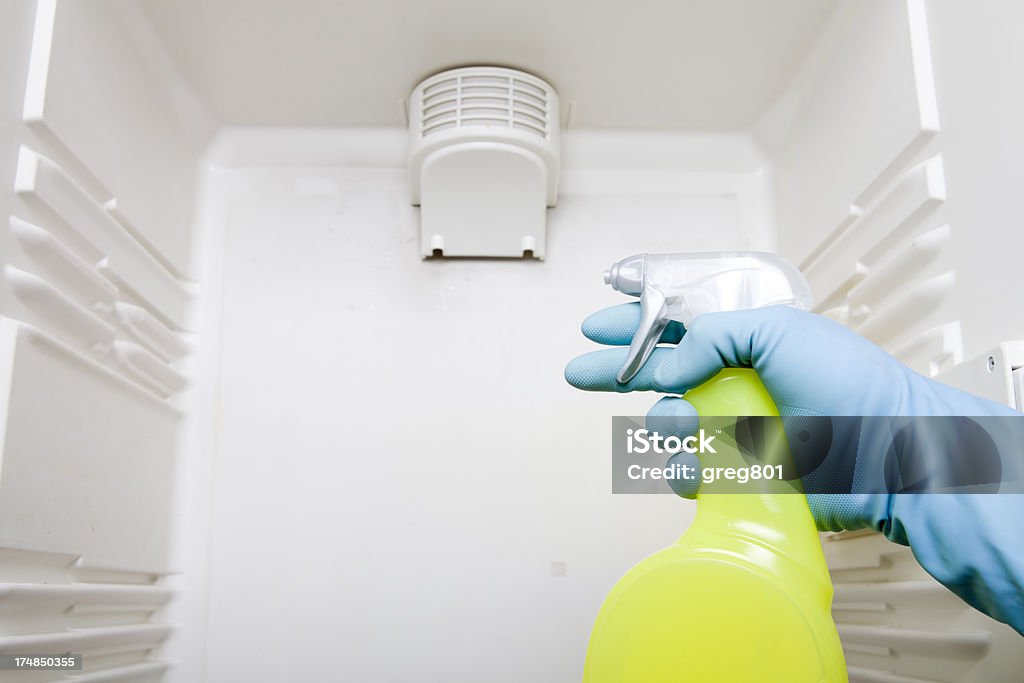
left=136, top=0, right=837, bottom=129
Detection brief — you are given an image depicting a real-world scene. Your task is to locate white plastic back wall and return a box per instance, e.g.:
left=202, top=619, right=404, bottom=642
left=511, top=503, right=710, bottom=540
left=198, top=129, right=767, bottom=683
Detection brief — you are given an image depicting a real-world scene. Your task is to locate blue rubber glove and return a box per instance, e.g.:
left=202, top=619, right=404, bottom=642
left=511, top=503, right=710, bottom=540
left=565, top=304, right=1024, bottom=634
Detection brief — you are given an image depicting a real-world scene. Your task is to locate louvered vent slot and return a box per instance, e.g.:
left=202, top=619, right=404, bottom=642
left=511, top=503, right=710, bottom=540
left=420, top=72, right=550, bottom=139
left=421, top=77, right=459, bottom=135
left=512, top=78, right=549, bottom=136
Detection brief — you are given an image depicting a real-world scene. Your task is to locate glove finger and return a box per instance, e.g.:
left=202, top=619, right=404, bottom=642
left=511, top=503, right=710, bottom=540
left=806, top=493, right=890, bottom=533
left=645, top=396, right=700, bottom=440
left=564, top=347, right=675, bottom=392
left=581, top=303, right=686, bottom=346
left=653, top=311, right=757, bottom=392
left=646, top=397, right=702, bottom=499
left=665, top=451, right=702, bottom=499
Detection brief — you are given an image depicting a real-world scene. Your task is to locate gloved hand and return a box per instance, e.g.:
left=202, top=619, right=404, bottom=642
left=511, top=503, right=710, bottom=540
left=565, top=303, right=1024, bottom=635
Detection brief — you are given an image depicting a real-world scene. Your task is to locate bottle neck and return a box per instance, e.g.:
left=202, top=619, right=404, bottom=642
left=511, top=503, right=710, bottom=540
left=693, top=491, right=818, bottom=550
left=683, top=368, right=829, bottom=574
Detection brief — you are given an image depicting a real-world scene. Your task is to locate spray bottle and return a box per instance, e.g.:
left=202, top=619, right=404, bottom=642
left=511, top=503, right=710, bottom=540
left=583, top=252, right=847, bottom=682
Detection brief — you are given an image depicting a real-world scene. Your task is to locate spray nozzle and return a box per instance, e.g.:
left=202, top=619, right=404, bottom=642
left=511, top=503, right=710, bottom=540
left=604, top=252, right=813, bottom=384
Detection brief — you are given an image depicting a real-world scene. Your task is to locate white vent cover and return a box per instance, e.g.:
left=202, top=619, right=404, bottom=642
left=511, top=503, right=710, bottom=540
left=408, top=66, right=560, bottom=259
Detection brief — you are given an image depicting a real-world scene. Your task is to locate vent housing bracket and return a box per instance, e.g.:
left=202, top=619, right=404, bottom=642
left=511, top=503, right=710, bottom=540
left=408, top=66, right=560, bottom=260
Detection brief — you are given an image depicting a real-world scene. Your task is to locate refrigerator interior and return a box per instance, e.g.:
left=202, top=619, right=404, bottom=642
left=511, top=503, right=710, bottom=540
left=1, top=1, right=1023, bottom=681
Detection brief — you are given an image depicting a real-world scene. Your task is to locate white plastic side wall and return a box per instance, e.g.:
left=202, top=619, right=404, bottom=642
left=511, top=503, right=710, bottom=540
left=0, top=0, right=214, bottom=680
left=194, top=128, right=772, bottom=683
left=761, top=0, right=1024, bottom=376
left=758, top=1, right=1024, bottom=680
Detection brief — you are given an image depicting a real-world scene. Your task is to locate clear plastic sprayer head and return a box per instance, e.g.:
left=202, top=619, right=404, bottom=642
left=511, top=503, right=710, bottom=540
left=605, top=252, right=813, bottom=384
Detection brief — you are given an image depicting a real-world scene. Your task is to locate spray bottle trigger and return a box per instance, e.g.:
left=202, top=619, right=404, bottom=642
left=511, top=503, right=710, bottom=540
left=617, top=288, right=669, bottom=384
